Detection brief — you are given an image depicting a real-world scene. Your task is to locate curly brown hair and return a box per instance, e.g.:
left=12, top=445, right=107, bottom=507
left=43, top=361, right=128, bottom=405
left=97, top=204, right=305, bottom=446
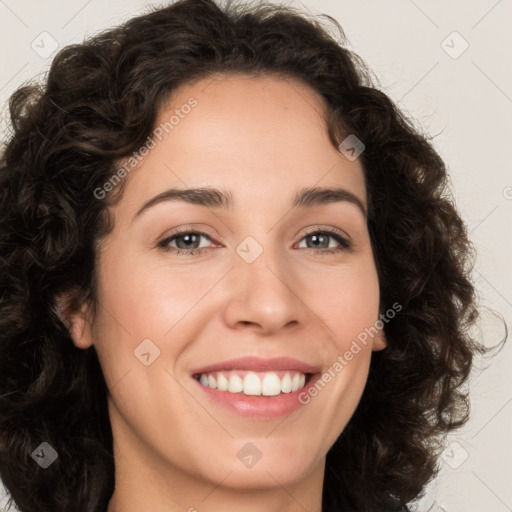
left=0, top=0, right=495, bottom=511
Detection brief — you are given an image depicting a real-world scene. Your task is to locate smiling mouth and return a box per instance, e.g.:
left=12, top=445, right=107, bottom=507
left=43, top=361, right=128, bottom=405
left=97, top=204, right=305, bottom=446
left=193, top=370, right=313, bottom=396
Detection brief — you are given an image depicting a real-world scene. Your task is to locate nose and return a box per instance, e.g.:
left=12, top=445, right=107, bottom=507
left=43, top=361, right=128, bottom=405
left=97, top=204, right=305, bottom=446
left=222, top=248, right=303, bottom=335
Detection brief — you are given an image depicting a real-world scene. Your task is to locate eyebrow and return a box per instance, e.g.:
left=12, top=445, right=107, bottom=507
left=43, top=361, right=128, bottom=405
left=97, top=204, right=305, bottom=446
left=132, top=185, right=367, bottom=222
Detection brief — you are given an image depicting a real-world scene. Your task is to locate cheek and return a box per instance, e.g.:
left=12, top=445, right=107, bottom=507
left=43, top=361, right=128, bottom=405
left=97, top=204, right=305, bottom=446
left=95, top=246, right=208, bottom=336
left=313, top=260, right=381, bottom=348
left=90, top=249, right=217, bottom=388
left=306, top=264, right=378, bottom=433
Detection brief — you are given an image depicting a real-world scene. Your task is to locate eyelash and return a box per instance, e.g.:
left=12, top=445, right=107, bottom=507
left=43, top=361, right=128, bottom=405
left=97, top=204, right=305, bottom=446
left=156, top=227, right=352, bottom=257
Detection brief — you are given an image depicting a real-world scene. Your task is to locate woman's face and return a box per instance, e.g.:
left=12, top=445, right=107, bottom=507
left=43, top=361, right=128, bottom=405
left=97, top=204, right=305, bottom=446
left=68, top=73, right=385, bottom=497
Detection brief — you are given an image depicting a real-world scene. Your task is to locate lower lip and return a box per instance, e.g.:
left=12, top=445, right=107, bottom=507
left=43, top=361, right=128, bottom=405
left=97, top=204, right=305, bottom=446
left=193, top=373, right=322, bottom=418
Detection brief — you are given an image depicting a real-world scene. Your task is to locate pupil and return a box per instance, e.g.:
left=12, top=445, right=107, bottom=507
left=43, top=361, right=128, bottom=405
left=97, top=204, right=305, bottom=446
left=310, top=234, right=326, bottom=248
left=178, top=234, right=197, bottom=249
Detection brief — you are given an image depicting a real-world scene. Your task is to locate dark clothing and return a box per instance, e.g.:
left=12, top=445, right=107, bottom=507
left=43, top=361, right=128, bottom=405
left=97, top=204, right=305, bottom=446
left=327, top=503, right=409, bottom=511
left=323, top=492, right=410, bottom=512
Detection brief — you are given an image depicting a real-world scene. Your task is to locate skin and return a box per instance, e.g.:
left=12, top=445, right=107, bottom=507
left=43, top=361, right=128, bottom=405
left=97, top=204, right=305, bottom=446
left=64, top=73, right=386, bottom=512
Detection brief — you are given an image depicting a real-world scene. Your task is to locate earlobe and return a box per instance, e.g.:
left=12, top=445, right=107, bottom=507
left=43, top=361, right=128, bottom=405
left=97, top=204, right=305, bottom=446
left=68, top=313, right=94, bottom=349
left=55, top=294, right=94, bottom=349
left=372, top=330, right=387, bottom=352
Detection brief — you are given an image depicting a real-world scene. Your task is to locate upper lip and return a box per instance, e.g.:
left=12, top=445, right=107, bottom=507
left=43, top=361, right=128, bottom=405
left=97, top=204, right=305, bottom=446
left=191, top=356, right=321, bottom=375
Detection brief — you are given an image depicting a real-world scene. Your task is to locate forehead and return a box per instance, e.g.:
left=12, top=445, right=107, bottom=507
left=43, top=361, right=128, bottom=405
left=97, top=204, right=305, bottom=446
left=113, top=73, right=367, bottom=221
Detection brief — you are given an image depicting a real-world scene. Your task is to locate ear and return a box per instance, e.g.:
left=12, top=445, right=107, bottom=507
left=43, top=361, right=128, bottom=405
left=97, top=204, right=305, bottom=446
left=55, top=293, right=94, bottom=349
left=372, top=329, right=387, bottom=352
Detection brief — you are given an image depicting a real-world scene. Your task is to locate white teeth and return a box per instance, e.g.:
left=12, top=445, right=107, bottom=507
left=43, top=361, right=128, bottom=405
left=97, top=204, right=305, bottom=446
left=207, top=374, right=217, bottom=389
left=228, top=374, right=243, bottom=393
left=261, top=373, right=281, bottom=396
left=291, top=373, right=300, bottom=392
left=197, top=370, right=308, bottom=396
left=217, top=373, right=228, bottom=391
left=280, top=373, right=292, bottom=393
left=243, top=372, right=261, bottom=395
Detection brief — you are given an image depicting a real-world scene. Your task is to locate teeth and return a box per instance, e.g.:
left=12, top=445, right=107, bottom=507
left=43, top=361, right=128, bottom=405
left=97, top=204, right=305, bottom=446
left=243, top=373, right=261, bottom=395
left=217, top=373, right=229, bottom=391
left=197, top=370, right=309, bottom=396
left=262, top=373, right=281, bottom=396
left=280, top=373, right=292, bottom=393
left=207, top=374, right=217, bottom=389
left=291, top=373, right=300, bottom=392
left=228, top=375, right=243, bottom=393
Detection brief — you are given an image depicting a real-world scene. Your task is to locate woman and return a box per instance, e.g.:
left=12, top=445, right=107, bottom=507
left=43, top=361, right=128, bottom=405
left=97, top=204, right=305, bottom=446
left=0, top=0, right=492, bottom=510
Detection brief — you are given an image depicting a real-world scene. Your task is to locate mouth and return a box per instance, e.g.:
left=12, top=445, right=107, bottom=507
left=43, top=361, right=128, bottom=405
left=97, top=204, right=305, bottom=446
left=190, top=356, right=321, bottom=417
left=193, top=370, right=314, bottom=396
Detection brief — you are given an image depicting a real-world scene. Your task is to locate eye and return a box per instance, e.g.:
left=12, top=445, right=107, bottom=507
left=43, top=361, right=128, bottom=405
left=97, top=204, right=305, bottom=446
left=157, top=230, right=214, bottom=256
left=296, top=229, right=352, bottom=256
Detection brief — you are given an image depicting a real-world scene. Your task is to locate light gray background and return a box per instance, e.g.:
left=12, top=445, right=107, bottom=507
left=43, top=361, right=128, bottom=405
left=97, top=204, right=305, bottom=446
left=1, top=1, right=511, bottom=511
